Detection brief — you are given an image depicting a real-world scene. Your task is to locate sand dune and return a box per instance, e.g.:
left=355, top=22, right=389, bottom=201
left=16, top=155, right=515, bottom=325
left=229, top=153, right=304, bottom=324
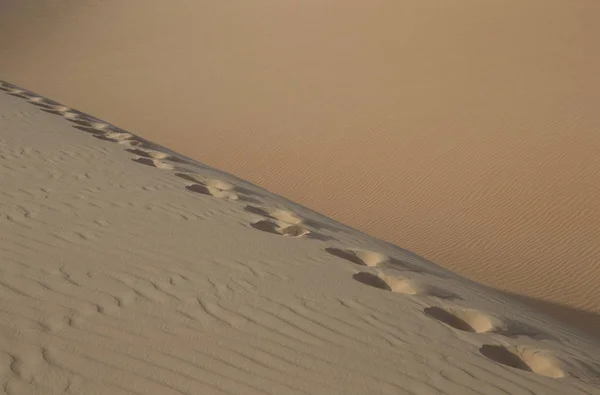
left=1, top=0, right=599, bottom=338
left=1, top=81, right=600, bottom=394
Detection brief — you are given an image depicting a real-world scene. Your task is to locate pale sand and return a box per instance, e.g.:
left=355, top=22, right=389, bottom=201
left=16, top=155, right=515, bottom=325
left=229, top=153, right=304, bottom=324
left=1, top=0, right=600, bottom=340
left=1, top=81, right=600, bottom=394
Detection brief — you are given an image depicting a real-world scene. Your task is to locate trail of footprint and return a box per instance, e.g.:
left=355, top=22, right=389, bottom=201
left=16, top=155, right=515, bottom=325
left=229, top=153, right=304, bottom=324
left=353, top=272, right=459, bottom=299
left=0, top=82, right=148, bottom=150
left=424, top=306, right=549, bottom=338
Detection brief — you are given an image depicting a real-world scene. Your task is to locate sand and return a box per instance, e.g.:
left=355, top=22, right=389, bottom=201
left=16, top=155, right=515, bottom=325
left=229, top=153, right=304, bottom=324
left=1, top=0, right=600, bottom=392
left=1, top=80, right=600, bottom=394
left=1, top=0, right=599, bottom=338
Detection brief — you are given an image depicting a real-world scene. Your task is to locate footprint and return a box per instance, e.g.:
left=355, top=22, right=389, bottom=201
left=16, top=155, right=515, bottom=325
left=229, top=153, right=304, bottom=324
left=177, top=173, right=264, bottom=203
left=126, top=148, right=190, bottom=164
left=353, top=272, right=460, bottom=299
left=94, top=131, right=141, bottom=145
left=126, top=148, right=170, bottom=160
left=353, top=272, right=417, bottom=294
left=251, top=219, right=311, bottom=238
left=186, top=183, right=239, bottom=201
left=480, top=345, right=566, bottom=378
left=67, top=116, right=113, bottom=132
left=27, top=96, right=66, bottom=109
left=424, top=306, right=547, bottom=338
left=176, top=173, right=235, bottom=191
left=245, top=205, right=303, bottom=225
left=425, top=306, right=496, bottom=333
left=132, top=157, right=175, bottom=170
left=325, top=247, right=388, bottom=267
left=40, top=106, right=75, bottom=116
left=8, top=91, right=37, bottom=101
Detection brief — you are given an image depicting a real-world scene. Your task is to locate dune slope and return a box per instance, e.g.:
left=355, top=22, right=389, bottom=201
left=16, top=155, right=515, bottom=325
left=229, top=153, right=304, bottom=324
left=1, top=82, right=599, bottom=394
left=1, top=0, right=599, bottom=336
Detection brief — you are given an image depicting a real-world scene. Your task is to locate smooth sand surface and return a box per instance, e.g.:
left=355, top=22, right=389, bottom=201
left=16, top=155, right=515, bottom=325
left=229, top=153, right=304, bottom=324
left=1, top=0, right=600, bottom=343
left=1, top=81, right=600, bottom=394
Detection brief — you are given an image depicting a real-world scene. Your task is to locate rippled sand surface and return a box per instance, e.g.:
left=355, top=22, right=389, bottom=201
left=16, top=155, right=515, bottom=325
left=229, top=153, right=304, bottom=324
left=1, top=0, right=599, bottom=338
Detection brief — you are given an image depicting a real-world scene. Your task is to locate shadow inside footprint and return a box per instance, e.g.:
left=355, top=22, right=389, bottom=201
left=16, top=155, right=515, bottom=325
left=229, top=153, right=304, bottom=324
left=176, top=172, right=200, bottom=183
left=353, top=272, right=392, bottom=291
left=244, top=205, right=270, bottom=217
left=425, top=286, right=462, bottom=300
left=132, top=157, right=174, bottom=170
left=480, top=345, right=533, bottom=373
left=424, top=307, right=478, bottom=332
left=187, top=183, right=210, bottom=193
left=250, top=220, right=280, bottom=235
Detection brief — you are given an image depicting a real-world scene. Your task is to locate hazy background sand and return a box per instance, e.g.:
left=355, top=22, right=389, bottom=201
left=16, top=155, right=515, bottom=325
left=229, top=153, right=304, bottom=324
left=1, top=0, right=599, bottom=335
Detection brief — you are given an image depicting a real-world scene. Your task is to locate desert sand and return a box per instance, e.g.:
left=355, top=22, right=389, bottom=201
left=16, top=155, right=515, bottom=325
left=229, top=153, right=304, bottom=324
left=1, top=0, right=600, bottom=392
left=1, top=80, right=600, bottom=394
left=1, top=0, right=599, bottom=338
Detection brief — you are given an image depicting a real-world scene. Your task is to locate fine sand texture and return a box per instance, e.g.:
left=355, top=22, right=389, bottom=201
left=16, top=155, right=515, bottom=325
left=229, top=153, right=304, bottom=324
left=1, top=0, right=599, bottom=338
left=1, top=82, right=600, bottom=394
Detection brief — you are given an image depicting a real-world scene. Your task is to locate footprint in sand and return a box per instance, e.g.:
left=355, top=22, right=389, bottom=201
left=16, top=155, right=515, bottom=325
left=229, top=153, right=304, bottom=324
left=250, top=219, right=311, bottom=238
left=353, top=272, right=459, bottom=299
left=177, top=173, right=263, bottom=203
left=126, top=148, right=170, bottom=160
left=125, top=148, right=190, bottom=164
left=325, top=247, right=432, bottom=276
left=478, top=341, right=600, bottom=383
left=177, top=173, right=235, bottom=190
left=246, top=205, right=331, bottom=240
left=325, top=247, right=388, bottom=267
left=244, top=205, right=304, bottom=225
left=186, top=183, right=239, bottom=201
left=245, top=204, right=336, bottom=233
left=27, top=95, right=65, bottom=109
left=479, top=345, right=571, bottom=379
left=424, top=306, right=548, bottom=338
left=178, top=173, right=239, bottom=200
left=132, top=157, right=175, bottom=170
left=95, top=131, right=141, bottom=145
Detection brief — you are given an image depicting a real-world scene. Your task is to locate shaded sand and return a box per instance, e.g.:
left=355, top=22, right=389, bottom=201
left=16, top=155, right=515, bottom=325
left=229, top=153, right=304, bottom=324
left=2, top=83, right=600, bottom=395
left=2, top=0, right=600, bottom=348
